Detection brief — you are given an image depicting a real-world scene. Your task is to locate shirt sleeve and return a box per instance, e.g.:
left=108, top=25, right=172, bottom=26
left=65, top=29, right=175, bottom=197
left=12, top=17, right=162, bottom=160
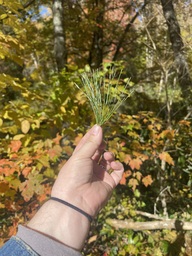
left=16, top=225, right=82, bottom=256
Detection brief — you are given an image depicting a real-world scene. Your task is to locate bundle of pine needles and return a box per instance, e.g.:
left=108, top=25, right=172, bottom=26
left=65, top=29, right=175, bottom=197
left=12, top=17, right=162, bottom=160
left=75, top=66, right=132, bottom=126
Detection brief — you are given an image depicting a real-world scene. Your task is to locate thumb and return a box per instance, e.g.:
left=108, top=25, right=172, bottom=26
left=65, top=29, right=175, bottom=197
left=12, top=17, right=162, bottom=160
left=76, top=125, right=103, bottom=158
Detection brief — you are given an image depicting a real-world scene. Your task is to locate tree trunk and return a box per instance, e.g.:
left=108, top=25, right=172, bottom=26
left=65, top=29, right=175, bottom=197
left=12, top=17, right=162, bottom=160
left=113, top=1, right=148, bottom=61
left=160, top=0, right=192, bottom=102
left=88, top=0, right=104, bottom=69
left=53, top=0, right=67, bottom=71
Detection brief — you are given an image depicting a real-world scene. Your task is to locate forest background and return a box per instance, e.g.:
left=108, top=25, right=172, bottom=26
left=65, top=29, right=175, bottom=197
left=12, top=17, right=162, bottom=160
left=0, top=0, right=192, bottom=255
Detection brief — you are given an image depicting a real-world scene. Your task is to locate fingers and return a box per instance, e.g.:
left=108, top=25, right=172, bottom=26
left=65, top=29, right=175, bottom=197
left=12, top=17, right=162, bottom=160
left=92, top=141, right=106, bottom=162
left=110, top=161, right=124, bottom=188
left=75, top=125, right=103, bottom=158
left=98, top=152, right=124, bottom=188
left=99, top=152, right=115, bottom=170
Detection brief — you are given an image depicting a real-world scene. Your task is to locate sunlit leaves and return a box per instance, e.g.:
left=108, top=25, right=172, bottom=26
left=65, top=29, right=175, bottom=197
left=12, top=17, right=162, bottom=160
left=159, top=152, right=174, bottom=166
left=8, top=140, right=22, bottom=153
left=0, top=159, right=18, bottom=176
left=19, top=172, right=44, bottom=202
left=21, top=120, right=30, bottom=134
left=129, top=158, right=143, bottom=170
left=142, top=175, right=153, bottom=187
left=129, top=178, right=139, bottom=190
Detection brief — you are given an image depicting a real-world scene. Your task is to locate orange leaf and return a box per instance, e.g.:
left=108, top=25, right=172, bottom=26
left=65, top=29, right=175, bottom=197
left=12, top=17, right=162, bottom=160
left=0, top=159, right=17, bottom=176
left=124, top=154, right=132, bottom=164
left=159, top=152, right=174, bottom=165
left=9, top=140, right=22, bottom=152
left=179, top=120, right=191, bottom=127
left=120, top=172, right=126, bottom=185
left=53, top=133, right=62, bottom=145
left=74, top=133, right=83, bottom=146
left=142, top=175, right=153, bottom=187
left=120, top=170, right=132, bottom=185
left=22, top=167, right=32, bottom=177
left=48, top=145, right=62, bottom=158
left=129, top=158, right=142, bottom=170
left=8, top=224, right=17, bottom=237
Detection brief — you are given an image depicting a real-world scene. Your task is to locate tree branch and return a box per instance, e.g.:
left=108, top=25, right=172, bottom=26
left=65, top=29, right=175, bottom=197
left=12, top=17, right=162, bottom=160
left=23, top=0, right=36, bottom=9
left=135, top=210, right=167, bottom=220
left=106, top=218, right=192, bottom=231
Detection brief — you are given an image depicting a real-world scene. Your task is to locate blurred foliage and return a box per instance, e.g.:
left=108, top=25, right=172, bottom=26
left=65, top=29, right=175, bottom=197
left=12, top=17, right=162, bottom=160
left=0, top=0, right=192, bottom=255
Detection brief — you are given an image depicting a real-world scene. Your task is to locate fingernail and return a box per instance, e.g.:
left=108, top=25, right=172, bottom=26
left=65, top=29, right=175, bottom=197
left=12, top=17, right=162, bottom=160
left=92, top=124, right=100, bottom=135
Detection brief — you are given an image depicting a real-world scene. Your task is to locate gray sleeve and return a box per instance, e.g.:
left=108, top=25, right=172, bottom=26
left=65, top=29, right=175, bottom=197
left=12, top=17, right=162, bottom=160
left=16, top=225, right=82, bottom=256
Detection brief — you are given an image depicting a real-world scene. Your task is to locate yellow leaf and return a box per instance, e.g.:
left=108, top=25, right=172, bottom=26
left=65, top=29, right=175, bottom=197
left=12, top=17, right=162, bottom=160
left=13, top=134, right=25, bottom=140
left=3, top=111, right=12, bottom=120
left=37, top=155, right=50, bottom=168
left=44, top=168, right=55, bottom=178
left=134, top=171, right=142, bottom=181
left=23, top=135, right=32, bottom=147
left=0, top=14, right=8, bottom=20
left=60, top=106, right=66, bottom=113
left=21, top=120, right=30, bottom=134
left=0, top=118, right=3, bottom=126
left=31, top=120, right=40, bottom=129
left=88, top=235, right=97, bottom=244
left=0, top=202, right=5, bottom=209
left=142, top=175, right=153, bottom=187
left=128, top=178, right=139, bottom=190
left=159, top=152, right=174, bottom=165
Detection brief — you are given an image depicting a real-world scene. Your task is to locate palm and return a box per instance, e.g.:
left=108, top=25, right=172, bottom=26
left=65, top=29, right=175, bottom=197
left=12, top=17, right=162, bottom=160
left=51, top=125, right=124, bottom=217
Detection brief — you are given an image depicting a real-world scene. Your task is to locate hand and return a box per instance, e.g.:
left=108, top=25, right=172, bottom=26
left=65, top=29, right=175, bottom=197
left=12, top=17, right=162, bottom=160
left=51, top=124, right=124, bottom=217
left=27, top=125, right=124, bottom=250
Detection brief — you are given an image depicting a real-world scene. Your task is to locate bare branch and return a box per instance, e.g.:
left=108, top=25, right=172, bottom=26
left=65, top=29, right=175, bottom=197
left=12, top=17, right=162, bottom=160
left=106, top=218, right=192, bottom=231
left=135, top=210, right=167, bottom=220
left=23, top=0, right=36, bottom=9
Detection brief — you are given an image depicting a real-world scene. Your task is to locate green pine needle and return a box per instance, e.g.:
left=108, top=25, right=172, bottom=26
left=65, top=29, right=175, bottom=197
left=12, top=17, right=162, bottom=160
left=75, top=67, right=132, bottom=126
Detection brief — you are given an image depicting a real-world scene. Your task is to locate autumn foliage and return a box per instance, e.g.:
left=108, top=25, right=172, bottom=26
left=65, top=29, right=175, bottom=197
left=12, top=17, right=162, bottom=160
left=0, top=0, right=192, bottom=255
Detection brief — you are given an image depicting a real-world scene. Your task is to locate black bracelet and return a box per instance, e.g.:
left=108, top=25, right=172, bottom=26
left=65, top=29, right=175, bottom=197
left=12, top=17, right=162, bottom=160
left=50, top=197, right=93, bottom=222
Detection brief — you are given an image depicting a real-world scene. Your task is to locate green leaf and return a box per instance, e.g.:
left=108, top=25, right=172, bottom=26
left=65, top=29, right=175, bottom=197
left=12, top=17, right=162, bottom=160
left=160, top=240, right=170, bottom=254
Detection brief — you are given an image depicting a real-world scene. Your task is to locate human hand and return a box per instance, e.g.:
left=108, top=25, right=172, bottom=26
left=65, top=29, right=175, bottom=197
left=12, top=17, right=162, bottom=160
left=51, top=124, right=124, bottom=217
left=27, top=125, right=124, bottom=250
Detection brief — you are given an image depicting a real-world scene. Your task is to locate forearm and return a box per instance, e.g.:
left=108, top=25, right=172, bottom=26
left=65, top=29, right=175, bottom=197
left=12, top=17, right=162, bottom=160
left=27, top=199, right=91, bottom=251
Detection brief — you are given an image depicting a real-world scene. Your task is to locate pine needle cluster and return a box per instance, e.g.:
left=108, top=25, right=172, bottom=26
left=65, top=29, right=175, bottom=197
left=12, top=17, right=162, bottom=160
left=75, top=66, right=132, bottom=126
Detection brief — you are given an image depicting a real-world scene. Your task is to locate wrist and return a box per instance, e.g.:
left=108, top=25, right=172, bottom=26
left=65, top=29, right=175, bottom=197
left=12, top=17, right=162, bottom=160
left=27, top=199, right=91, bottom=250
